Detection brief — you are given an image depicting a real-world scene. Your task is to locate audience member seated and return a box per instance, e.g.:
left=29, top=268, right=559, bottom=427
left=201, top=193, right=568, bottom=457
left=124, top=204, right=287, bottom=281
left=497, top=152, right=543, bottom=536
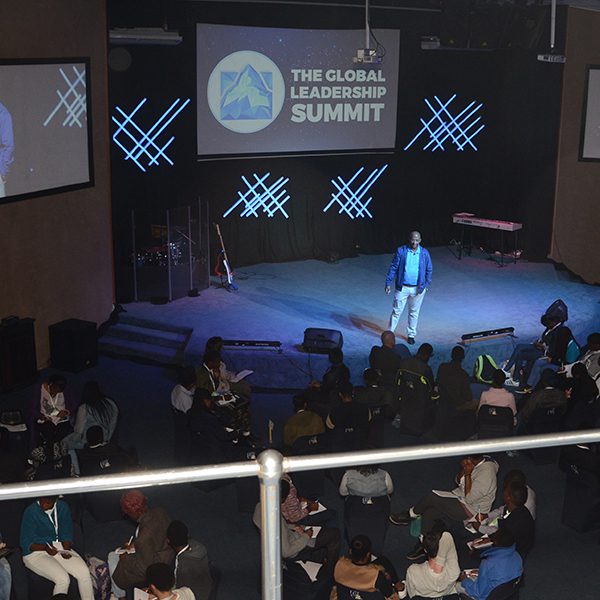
left=397, top=524, right=460, bottom=599
left=35, top=374, right=73, bottom=449
left=331, top=534, right=401, bottom=600
left=204, top=336, right=252, bottom=399
left=457, top=528, right=522, bottom=600
left=492, top=482, right=535, bottom=559
left=437, top=346, right=478, bottom=411
left=167, top=520, right=213, bottom=600
left=517, top=369, right=568, bottom=432
left=171, top=365, right=197, bottom=415
left=20, top=496, right=93, bottom=599
left=282, top=394, right=325, bottom=453
left=354, top=368, right=397, bottom=416
left=61, top=381, right=119, bottom=475
left=470, top=470, right=536, bottom=537
left=478, top=370, right=517, bottom=425
left=0, top=535, right=11, bottom=600
left=369, top=330, right=410, bottom=389
left=253, top=480, right=340, bottom=568
left=196, top=351, right=251, bottom=433
left=188, top=388, right=253, bottom=464
left=396, top=344, right=436, bottom=434
left=144, top=561, right=195, bottom=600
left=108, top=491, right=174, bottom=599
left=563, top=363, right=599, bottom=430
left=561, top=332, right=600, bottom=395
left=281, top=473, right=332, bottom=527
left=76, top=426, right=136, bottom=477
left=503, top=314, right=572, bottom=390
left=326, top=383, right=371, bottom=452
left=308, top=348, right=351, bottom=413
left=339, top=465, right=393, bottom=554
left=389, top=455, right=498, bottom=557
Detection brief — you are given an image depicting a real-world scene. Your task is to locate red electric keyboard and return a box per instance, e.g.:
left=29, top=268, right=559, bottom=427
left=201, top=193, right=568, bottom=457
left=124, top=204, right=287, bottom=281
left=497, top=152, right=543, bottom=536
left=452, top=213, right=523, bottom=232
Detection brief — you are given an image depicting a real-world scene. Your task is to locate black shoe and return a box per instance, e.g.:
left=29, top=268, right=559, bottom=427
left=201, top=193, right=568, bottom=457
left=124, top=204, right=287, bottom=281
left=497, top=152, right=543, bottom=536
left=406, top=543, right=426, bottom=561
left=407, top=337, right=415, bottom=345
left=389, top=511, right=412, bottom=526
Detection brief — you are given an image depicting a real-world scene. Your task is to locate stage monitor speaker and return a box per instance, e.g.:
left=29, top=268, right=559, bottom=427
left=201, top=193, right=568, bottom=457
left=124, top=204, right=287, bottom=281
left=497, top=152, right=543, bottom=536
left=49, top=318, right=98, bottom=372
left=302, top=328, right=343, bottom=354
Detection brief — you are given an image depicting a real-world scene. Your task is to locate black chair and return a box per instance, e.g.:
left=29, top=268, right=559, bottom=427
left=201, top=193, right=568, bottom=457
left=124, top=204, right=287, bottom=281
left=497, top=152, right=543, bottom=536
left=396, top=369, right=435, bottom=435
left=366, top=403, right=387, bottom=448
left=336, top=583, right=385, bottom=600
left=561, top=464, right=600, bottom=532
left=436, top=395, right=475, bottom=441
left=486, top=575, right=522, bottom=600
left=476, top=405, right=514, bottom=440
left=527, top=406, right=563, bottom=464
left=343, top=495, right=390, bottom=556
left=291, top=434, right=330, bottom=498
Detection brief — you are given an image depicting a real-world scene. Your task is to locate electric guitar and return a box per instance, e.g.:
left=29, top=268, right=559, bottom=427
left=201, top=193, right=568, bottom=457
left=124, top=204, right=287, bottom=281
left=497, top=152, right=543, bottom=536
left=214, top=223, right=238, bottom=291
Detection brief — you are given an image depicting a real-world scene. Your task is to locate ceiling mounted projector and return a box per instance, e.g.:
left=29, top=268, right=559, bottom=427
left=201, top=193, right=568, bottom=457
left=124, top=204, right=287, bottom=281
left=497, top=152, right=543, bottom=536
left=109, top=27, right=183, bottom=46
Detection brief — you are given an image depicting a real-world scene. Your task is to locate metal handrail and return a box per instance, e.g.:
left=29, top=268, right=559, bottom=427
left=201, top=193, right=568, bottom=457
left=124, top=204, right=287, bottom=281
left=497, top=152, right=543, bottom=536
left=2, top=429, right=599, bottom=600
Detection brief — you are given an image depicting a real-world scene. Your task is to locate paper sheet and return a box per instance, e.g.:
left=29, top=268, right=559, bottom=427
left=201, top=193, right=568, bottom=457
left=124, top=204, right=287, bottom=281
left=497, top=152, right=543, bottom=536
left=231, top=369, right=254, bottom=383
left=133, top=589, right=151, bottom=600
left=308, top=502, right=327, bottom=515
left=432, top=489, right=458, bottom=499
left=297, top=560, right=322, bottom=582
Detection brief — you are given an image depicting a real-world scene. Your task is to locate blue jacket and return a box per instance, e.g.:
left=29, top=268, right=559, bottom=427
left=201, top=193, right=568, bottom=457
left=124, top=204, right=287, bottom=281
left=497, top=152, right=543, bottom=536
left=385, top=245, right=432, bottom=294
left=20, top=500, right=73, bottom=556
left=461, top=545, right=522, bottom=600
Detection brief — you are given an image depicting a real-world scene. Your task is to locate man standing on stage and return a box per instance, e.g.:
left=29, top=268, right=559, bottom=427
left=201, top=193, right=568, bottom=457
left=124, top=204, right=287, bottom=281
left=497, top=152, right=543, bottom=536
left=385, top=231, right=432, bottom=345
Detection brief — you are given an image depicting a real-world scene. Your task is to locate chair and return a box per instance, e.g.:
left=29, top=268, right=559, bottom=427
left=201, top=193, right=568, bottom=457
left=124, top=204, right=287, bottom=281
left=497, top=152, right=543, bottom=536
left=435, top=395, right=475, bottom=441
left=486, top=575, right=522, bottom=600
left=561, top=464, right=600, bottom=532
left=527, top=406, right=563, bottom=464
left=396, top=369, right=435, bottom=435
left=476, top=405, right=514, bottom=440
left=366, top=403, right=386, bottom=448
left=291, top=434, right=330, bottom=498
left=343, top=495, right=390, bottom=556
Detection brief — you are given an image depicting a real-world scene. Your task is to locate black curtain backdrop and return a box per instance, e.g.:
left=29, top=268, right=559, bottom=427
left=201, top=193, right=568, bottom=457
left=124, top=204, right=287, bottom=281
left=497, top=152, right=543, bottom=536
left=108, top=1, right=564, bottom=300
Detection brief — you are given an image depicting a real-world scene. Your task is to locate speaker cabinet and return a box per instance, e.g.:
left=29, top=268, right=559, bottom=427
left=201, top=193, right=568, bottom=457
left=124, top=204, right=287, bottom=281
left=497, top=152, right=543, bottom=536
left=0, top=317, right=37, bottom=391
left=49, top=318, right=98, bottom=372
left=302, top=328, right=343, bottom=354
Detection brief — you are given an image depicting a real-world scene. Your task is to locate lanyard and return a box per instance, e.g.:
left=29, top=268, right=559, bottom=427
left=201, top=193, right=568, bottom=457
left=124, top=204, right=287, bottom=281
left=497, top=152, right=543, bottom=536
left=44, top=503, right=59, bottom=540
left=203, top=364, right=218, bottom=392
left=174, top=544, right=190, bottom=577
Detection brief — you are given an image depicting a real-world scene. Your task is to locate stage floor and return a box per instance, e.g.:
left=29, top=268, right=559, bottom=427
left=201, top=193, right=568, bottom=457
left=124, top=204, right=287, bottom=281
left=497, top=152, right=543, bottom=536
left=123, top=247, right=600, bottom=388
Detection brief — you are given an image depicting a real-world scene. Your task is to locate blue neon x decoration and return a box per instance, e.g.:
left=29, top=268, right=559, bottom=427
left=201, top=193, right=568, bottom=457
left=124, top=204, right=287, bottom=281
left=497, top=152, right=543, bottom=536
left=323, top=164, right=388, bottom=220
left=404, top=95, right=485, bottom=152
left=112, top=98, right=190, bottom=172
left=223, top=173, right=290, bottom=219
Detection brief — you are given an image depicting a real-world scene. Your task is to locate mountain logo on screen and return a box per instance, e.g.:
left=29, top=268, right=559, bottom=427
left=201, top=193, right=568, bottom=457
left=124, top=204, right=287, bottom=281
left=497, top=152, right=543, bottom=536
left=207, top=51, right=285, bottom=134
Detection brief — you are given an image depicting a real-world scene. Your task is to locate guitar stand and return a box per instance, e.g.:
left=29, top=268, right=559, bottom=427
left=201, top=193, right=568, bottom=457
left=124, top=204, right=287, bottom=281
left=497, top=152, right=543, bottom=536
left=218, top=276, right=238, bottom=292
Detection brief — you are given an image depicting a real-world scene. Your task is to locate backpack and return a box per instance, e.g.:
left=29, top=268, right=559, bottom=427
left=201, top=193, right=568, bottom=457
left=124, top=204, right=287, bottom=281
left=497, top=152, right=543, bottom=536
left=86, top=555, right=111, bottom=600
left=565, top=337, right=581, bottom=364
left=474, top=354, right=498, bottom=384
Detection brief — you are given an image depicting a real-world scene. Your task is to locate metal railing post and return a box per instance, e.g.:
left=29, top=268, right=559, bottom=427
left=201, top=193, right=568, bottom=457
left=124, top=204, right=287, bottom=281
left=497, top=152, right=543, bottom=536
left=257, top=449, right=283, bottom=600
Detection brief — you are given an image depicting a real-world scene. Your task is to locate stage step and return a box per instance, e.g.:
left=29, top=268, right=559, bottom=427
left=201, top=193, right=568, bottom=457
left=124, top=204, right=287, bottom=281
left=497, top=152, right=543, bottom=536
left=98, top=315, right=193, bottom=366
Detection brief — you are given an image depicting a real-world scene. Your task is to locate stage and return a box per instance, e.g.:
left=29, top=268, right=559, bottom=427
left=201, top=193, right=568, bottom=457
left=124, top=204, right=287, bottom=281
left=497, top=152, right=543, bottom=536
left=117, top=247, right=600, bottom=388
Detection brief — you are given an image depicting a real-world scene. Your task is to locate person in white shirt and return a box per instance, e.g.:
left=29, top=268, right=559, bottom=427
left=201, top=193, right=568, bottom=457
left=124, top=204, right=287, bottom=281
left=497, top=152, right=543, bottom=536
left=397, top=526, right=460, bottom=599
left=171, top=366, right=197, bottom=414
left=478, top=370, right=517, bottom=425
left=144, top=562, right=195, bottom=599
left=390, top=455, right=498, bottom=560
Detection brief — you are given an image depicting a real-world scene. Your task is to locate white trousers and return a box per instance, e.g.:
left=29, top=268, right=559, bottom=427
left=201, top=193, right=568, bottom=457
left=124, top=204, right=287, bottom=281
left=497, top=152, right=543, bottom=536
left=0, top=176, right=5, bottom=198
left=389, top=286, right=426, bottom=338
left=23, top=549, right=94, bottom=600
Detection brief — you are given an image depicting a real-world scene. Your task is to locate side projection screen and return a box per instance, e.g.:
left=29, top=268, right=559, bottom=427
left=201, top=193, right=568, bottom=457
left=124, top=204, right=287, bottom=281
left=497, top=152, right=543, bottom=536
left=580, top=66, right=600, bottom=161
left=196, top=24, right=400, bottom=156
left=0, top=60, right=93, bottom=203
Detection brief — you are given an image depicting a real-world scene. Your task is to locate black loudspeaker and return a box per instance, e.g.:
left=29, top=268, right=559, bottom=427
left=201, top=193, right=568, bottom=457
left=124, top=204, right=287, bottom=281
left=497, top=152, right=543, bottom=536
left=49, top=318, right=98, bottom=372
left=0, top=317, right=37, bottom=391
left=302, top=328, right=343, bottom=354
